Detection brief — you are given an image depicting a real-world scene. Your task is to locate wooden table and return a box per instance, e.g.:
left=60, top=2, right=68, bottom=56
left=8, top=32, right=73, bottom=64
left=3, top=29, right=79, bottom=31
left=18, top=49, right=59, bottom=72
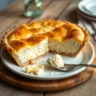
left=0, top=0, right=96, bottom=96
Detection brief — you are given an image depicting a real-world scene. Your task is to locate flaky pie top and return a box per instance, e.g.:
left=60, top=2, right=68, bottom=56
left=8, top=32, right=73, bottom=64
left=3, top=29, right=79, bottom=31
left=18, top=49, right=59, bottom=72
left=3, top=20, right=90, bottom=52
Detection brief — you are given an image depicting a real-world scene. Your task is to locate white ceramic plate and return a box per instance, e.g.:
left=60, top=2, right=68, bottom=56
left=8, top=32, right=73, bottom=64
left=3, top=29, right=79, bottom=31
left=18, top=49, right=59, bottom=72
left=77, top=9, right=96, bottom=21
left=78, top=0, right=96, bottom=17
left=1, top=42, right=95, bottom=80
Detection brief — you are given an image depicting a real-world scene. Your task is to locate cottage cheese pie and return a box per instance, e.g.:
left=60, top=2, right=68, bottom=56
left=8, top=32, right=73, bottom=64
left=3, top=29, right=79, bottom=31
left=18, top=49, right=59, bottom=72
left=2, top=20, right=90, bottom=67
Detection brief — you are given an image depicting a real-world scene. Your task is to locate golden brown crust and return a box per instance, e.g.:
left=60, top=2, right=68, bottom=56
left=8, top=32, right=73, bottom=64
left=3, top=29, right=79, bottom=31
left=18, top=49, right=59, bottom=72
left=3, top=20, right=64, bottom=52
left=76, top=24, right=90, bottom=42
left=28, top=19, right=64, bottom=29
left=3, top=20, right=90, bottom=52
left=2, top=20, right=90, bottom=67
left=9, top=36, right=47, bottom=52
left=39, top=22, right=87, bottom=42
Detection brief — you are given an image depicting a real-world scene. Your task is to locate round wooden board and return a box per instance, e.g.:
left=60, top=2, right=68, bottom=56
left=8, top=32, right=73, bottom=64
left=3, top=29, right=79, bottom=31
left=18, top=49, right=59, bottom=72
left=0, top=62, right=93, bottom=92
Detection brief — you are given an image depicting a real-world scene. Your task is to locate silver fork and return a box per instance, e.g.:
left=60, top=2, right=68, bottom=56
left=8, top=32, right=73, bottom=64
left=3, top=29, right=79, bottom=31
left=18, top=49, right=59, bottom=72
left=47, top=59, right=96, bottom=72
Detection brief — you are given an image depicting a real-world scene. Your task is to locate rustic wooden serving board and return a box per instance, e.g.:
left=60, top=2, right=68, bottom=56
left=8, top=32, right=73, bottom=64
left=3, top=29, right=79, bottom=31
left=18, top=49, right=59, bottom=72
left=0, top=61, right=93, bottom=92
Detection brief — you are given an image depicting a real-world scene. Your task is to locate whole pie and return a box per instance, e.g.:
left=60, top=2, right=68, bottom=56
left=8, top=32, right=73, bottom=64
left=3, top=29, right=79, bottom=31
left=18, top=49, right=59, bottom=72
left=2, top=20, right=90, bottom=67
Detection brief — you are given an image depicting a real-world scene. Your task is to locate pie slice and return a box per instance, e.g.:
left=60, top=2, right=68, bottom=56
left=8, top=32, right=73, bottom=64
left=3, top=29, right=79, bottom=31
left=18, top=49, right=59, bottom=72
left=2, top=20, right=90, bottom=67
left=46, top=22, right=90, bottom=56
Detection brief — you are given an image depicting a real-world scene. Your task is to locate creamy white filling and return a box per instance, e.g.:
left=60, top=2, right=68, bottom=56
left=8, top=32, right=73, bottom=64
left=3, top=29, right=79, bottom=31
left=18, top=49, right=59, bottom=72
left=49, top=39, right=82, bottom=53
left=17, top=39, right=49, bottom=64
left=16, top=38, right=83, bottom=65
left=50, top=54, right=64, bottom=68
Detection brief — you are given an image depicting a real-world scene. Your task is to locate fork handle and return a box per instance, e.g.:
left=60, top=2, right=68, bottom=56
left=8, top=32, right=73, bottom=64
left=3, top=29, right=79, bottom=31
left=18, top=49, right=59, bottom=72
left=76, top=64, right=96, bottom=68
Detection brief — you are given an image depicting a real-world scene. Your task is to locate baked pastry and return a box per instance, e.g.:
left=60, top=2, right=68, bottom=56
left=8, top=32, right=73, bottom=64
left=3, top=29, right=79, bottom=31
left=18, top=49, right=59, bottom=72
left=2, top=20, right=90, bottom=67
left=45, top=22, right=90, bottom=56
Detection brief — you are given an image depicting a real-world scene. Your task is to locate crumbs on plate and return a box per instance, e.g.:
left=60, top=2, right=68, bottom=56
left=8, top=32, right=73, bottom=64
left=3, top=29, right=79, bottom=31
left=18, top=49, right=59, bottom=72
left=25, top=64, right=44, bottom=76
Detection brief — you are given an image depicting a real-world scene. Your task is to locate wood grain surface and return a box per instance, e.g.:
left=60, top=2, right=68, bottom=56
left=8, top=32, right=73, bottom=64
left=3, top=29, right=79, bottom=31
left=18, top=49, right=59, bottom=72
left=0, top=61, right=93, bottom=92
left=0, top=0, right=96, bottom=96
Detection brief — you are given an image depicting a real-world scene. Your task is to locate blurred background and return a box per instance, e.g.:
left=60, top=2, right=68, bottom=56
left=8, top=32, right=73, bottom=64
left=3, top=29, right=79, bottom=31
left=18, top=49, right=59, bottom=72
left=0, top=0, right=81, bottom=11
left=0, top=0, right=15, bottom=11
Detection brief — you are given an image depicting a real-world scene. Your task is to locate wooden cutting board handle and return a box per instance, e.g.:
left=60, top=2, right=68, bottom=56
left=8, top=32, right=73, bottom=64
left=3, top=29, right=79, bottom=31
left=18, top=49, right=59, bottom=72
left=0, top=61, right=93, bottom=92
